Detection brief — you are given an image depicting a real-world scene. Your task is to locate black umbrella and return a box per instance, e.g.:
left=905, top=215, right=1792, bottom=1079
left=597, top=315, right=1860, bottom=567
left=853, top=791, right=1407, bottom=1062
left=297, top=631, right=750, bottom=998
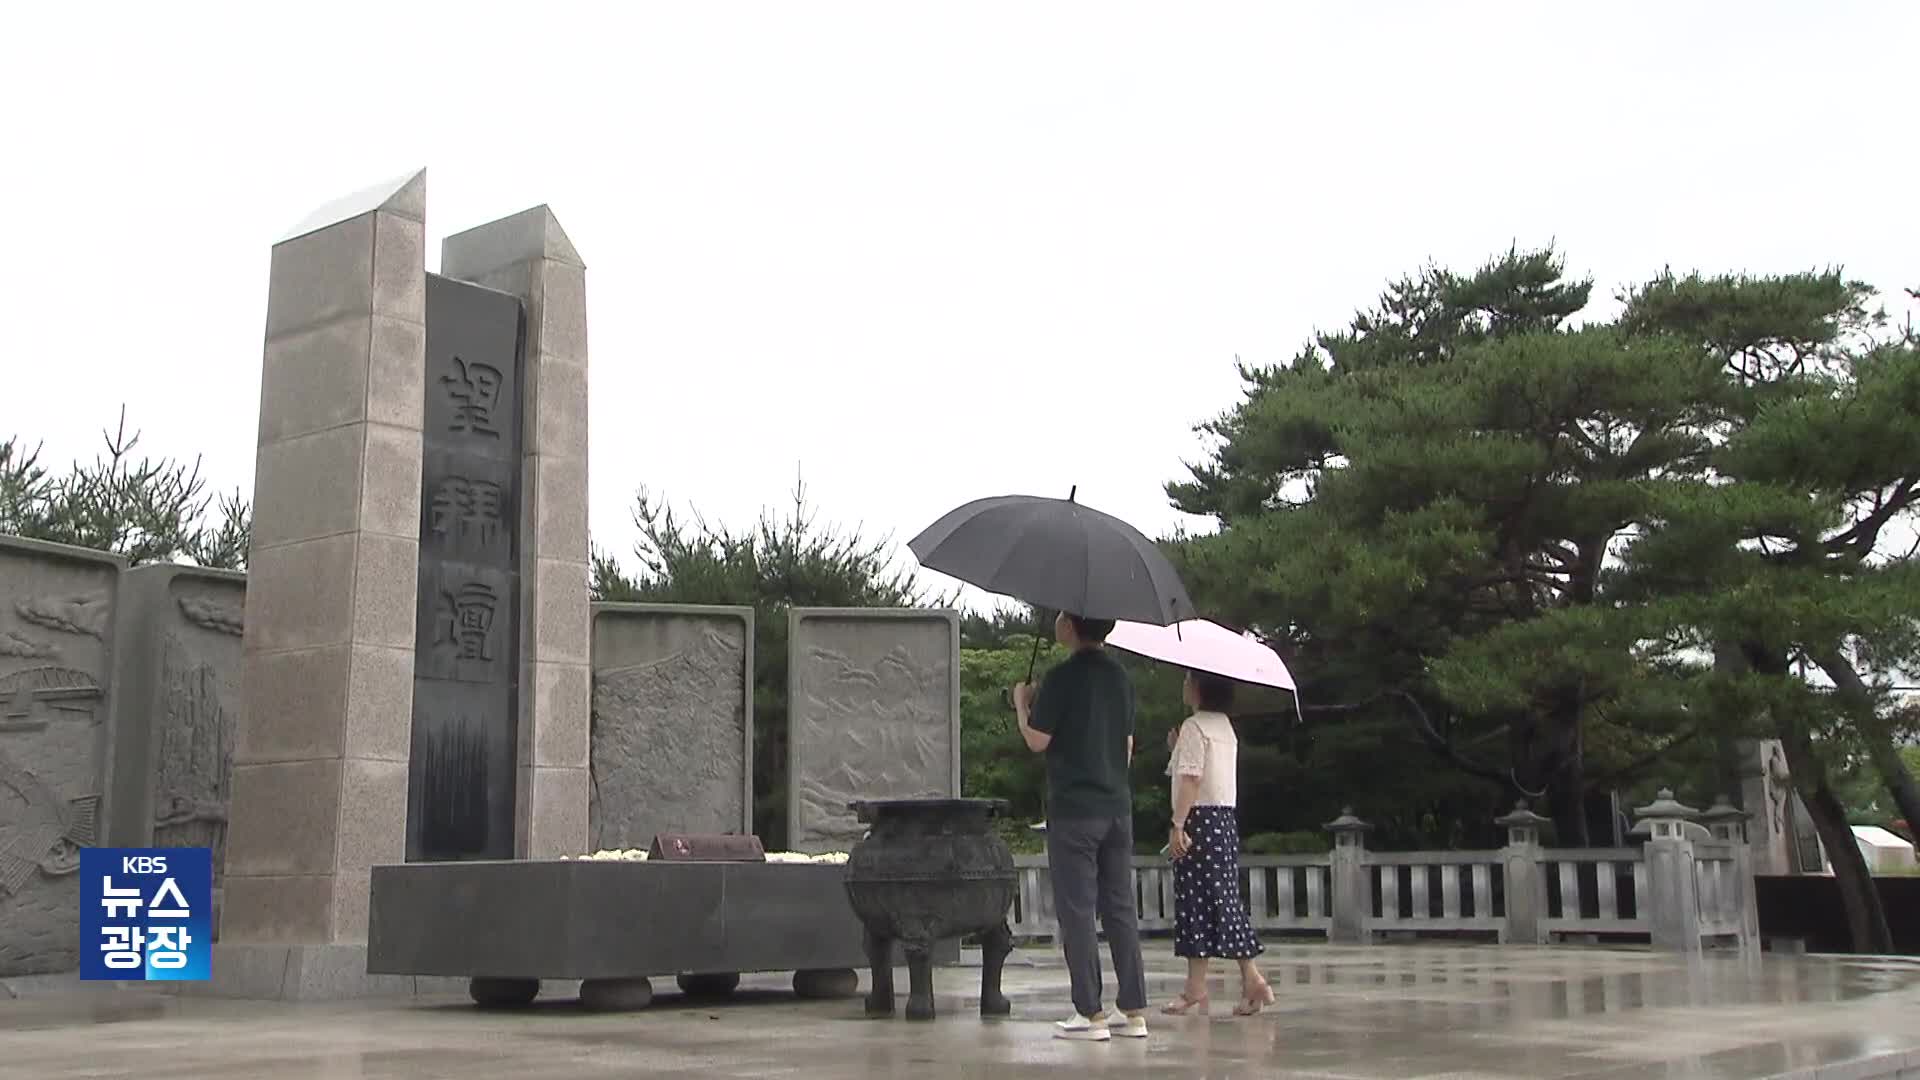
left=910, top=489, right=1195, bottom=678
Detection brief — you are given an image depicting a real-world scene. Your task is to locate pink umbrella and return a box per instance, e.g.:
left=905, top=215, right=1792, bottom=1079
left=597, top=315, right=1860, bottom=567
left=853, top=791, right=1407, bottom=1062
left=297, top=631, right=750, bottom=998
left=1106, top=618, right=1301, bottom=715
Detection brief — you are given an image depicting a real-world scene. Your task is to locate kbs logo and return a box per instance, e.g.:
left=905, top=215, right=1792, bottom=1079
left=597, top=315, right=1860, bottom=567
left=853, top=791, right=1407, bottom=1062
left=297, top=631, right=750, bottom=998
left=79, top=848, right=212, bottom=981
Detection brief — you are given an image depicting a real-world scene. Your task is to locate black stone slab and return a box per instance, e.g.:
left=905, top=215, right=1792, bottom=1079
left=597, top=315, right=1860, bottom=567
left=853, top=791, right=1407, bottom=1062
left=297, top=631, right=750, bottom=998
left=366, top=861, right=866, bottom=980
left=408, top=275, right=527, bottom=862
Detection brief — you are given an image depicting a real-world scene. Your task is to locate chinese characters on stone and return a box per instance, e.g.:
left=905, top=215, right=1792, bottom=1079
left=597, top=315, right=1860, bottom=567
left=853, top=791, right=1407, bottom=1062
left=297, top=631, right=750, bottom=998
left=439, top=582, right=499, bottom=662
left=443, top=356, right=504, bottom=438
left=429, top=477, right=506, bottom=556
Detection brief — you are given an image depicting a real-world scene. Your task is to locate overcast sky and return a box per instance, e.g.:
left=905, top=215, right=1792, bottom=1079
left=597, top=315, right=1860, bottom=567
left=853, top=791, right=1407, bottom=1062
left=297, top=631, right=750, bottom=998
left=3, top=2, right=1915, bottom=605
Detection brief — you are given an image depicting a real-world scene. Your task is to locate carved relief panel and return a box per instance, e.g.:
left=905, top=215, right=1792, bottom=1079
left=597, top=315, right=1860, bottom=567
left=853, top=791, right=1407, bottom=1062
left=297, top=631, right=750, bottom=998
left=149, top=573, right=244, bottom=880
left=0, top=539, right=118, bottom=976
left=589, top=605, right=753, bottom=851
left=786, top=609, right=961, bottom=853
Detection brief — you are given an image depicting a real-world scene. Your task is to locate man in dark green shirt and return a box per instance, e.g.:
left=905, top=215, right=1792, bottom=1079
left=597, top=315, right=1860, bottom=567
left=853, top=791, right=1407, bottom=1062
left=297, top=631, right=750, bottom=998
left=1012, top=612, right=1149, bottom=1040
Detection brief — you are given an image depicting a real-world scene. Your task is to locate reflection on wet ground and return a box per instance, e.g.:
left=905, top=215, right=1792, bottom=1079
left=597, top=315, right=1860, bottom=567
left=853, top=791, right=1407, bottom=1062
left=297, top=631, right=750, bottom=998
left=2, top=944, right=1918, bottom=1078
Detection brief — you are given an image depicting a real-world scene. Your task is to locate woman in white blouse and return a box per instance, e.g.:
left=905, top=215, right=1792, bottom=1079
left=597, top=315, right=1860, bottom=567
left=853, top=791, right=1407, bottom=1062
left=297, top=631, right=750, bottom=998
left=1162, top=669, right=1273, bottom=1017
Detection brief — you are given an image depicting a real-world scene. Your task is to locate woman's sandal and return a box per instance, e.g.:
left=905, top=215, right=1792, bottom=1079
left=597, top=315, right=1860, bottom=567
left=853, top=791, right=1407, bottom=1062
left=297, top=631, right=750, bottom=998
left=1233, top=980, right=1276, bottom=1017
left=1161, top=991, right=1210, bottom=1015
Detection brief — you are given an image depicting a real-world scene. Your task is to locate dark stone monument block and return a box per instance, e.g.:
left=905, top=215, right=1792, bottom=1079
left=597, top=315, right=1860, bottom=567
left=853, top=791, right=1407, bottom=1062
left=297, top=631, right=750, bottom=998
left=408, top=274, right=526, bottom=862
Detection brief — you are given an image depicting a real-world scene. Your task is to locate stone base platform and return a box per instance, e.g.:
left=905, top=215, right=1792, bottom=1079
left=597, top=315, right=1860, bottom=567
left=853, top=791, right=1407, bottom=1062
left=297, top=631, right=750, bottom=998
left=365, top=859, right=871, bottom=1009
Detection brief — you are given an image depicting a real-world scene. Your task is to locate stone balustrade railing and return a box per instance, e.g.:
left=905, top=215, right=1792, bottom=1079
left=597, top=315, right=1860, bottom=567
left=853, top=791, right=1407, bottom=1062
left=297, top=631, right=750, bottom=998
left=1007, top=791, right=1759, bottom=954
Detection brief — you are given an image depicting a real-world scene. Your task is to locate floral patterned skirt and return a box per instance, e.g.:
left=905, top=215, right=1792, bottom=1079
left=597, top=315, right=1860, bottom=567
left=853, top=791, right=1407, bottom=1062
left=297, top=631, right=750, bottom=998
left=1173, top=804, right=1264, bottom=960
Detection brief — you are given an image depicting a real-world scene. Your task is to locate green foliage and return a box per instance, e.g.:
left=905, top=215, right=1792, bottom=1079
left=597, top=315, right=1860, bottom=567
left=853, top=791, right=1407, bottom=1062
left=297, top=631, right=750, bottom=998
left=958, top=636, right=1059, bottom=822
left=991, top=815, right=1047, bottom=855
left=956, top=634, right=1190, bottom=846
left=1167, top=247, right=1920, bottom=873
left=1170, top=247, right=1722, bottom=843
left=958, top=621, right=1497, bottom=850
left=1615, top=273, right=1920, bottom=857
left=1121, top=657, right=1189, bottom=848
left=590, top=477, right=941, bottom=846
left=2, top=408, right=249, bottom=568
left=960, top=606, right=1048, bottom=650
left=1242, top=831, right=1327, bottom=855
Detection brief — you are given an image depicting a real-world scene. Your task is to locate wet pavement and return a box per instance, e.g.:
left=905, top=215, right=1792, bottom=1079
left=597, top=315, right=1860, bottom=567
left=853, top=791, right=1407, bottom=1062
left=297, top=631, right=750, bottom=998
left=2, top=944, right=1918, bottom=1078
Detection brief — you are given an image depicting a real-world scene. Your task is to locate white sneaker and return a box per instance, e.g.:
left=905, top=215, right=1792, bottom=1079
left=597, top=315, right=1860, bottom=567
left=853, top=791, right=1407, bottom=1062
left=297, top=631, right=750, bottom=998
left=1089, top=1011, right=1150, bottom=1036
left=1053, top=1014, right=1111, bottom=1041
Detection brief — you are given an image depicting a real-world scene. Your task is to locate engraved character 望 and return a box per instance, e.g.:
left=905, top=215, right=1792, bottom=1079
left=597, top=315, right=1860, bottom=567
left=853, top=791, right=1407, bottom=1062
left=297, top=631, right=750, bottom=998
left=443, top=357, right=503, bottom=437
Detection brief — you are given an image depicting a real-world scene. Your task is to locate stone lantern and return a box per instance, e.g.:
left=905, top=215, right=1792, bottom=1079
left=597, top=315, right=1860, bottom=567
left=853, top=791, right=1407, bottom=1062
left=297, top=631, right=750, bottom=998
left=1696, top=795, right=1762, bottom=949
left=1493, top=801, right=1549, bottom=945
left=1323, top=808, right=1371, bottom=944
left=1325, top=807, right=1372, bottom=851
left=1494, top=800, right=1550, bottom=849
left=1633, top=789, right=1704, bottom=953
left=1697, top=794, right=1750, bottom=844
left=1632, top=789, right=1699, bottom=841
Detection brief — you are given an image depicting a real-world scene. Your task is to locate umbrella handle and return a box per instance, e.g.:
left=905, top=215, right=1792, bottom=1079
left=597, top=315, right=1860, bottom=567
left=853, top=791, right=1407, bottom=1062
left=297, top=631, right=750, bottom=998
left=1003, top=610, right=1049, bottom=712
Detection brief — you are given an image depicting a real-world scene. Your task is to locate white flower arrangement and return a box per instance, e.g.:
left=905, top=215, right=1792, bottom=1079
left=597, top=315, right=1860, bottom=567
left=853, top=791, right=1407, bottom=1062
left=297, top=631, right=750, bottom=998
left=767, top=851, right=851, bottom=864
left=558, top=848, right=650, bottom=861
left=559, top=849, right=849, bottom=864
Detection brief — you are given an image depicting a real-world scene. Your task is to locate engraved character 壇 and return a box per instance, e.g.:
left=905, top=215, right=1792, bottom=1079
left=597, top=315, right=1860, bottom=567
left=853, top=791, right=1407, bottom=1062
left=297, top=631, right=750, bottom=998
left=440, top=583, right=499, bottom=662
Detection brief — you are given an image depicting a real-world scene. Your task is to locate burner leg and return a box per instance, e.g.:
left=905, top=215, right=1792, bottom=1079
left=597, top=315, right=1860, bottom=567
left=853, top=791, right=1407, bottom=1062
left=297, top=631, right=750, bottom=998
left=904, top=940, right=936, bottom=1021
left=864, top=929, right=895, bottom=1017
left=979, top=919, right=1014, bottom=1016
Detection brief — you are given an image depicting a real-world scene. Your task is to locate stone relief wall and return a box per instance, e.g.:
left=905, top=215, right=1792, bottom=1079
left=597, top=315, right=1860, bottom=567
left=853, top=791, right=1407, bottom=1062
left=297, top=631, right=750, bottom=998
left=0, top=528, right=966, bottom=968
left=148, top=570, right=245, bottom=877
left=589, top=604, right=752, bottom=850
left=786, top=609, right=960, bottom=853
left=0, top=538, right=121, bottom=977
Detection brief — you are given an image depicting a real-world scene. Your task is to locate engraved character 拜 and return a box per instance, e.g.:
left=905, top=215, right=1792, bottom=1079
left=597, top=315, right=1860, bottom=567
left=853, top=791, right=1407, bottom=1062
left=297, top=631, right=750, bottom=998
left=443, top=357, right=503, bottom=438
left=468, top=481, right=504, bottom=550
left=428, top=478, right=506, bottom=554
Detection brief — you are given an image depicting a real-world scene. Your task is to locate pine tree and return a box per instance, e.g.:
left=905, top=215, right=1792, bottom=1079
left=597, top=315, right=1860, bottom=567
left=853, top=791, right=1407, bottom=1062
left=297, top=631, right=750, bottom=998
left=1617, top=271, right=1920, bottom=951
left=1171, top=248, right=1717, bottom=845
left=1, top=407, right=249, bottom=568
left=1170, top=250, right=1920, bottom=956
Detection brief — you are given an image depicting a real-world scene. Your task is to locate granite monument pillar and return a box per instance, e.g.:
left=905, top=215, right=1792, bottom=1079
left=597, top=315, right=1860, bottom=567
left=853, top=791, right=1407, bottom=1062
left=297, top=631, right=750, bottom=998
left=441, top=208, right=591, bottom=859
left=222, top=170, right=428, bottom=948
